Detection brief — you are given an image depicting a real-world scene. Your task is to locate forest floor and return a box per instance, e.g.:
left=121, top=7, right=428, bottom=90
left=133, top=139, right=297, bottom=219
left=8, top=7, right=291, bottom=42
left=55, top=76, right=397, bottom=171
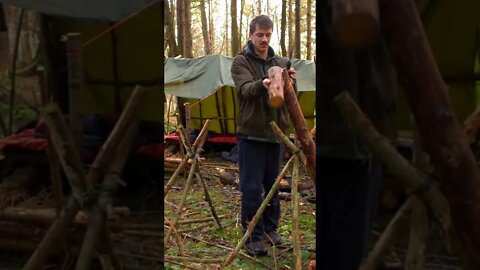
left=164, top=148, right=317, bottom=270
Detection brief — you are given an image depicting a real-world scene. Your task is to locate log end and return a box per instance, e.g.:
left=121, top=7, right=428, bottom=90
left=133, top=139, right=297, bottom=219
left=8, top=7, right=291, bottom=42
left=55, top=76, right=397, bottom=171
left=269, top=96, right=285, bottom=108
left=333, top=13, right=380, bottom=48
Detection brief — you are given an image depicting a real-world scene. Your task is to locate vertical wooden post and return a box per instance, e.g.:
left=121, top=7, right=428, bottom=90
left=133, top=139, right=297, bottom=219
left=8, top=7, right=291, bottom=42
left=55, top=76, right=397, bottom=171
left=184, top=102, right=191, bottom=137
left=66, top=33, right=84, bottom=153
left=38, top=66, right=63, bottom=215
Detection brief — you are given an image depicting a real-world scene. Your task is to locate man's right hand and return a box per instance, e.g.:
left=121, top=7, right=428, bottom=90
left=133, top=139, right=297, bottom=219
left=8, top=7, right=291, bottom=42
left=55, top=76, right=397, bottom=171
left=262, top=78, right=271, bottom=89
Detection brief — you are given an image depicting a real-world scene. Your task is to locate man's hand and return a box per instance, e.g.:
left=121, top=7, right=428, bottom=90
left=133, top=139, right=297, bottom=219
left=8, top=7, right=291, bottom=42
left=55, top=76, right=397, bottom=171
left=287, top=67, right=296, bottom=80
left=263, top=78, right=271, bottom=89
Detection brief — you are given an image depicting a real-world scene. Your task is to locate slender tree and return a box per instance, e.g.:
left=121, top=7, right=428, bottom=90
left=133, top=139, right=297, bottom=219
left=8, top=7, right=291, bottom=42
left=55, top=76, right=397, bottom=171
left=209, top=0, right=215, bottom=53
left=257, top=0, right=262, bottom=14
left=288, top=0, right=294, bottom=57
left=280, top=0, right=287, bottom=56
left=231, top=0, right=241, bottom=55
left=165, top=1, right=180, bottom=56
left=306, top=0, right=312, bottom=59
left=184, top=0, right=194, bottom=58
left=294, top=0, right=301, bottom=58
left=199, top=0, right=211, bottom=55
left=176, top=0, right=185, bottom=56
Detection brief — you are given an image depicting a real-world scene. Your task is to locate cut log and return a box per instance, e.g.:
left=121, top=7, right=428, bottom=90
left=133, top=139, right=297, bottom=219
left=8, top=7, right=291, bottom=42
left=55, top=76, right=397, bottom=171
left=330, top=0, right=380, bottom=47
left=267, top=66, right=285, bottom=108
left=380, top=0, right=480, bottom=268
left=282, top=69, right=316, bottom=183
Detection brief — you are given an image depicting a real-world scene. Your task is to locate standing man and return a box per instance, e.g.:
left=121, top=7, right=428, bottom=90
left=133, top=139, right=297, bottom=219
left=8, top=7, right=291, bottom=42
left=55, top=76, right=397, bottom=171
left=231, top=15, right=295, bottom=256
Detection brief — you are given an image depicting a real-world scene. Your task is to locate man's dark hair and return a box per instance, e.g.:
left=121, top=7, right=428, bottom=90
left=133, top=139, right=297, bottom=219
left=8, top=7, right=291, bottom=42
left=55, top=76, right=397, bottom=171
left=249, top=15, right=274, bottom=34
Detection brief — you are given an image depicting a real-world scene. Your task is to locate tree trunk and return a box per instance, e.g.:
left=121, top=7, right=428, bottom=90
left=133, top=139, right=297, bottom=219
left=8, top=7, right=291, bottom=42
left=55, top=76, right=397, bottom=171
left=231, top=0, right=240, bottom=55
left=209, top=0, right=215, bottom=53
left=239, top=0, right=244, bottom=47
left=288, top=0, right=294, bottom=57
left=257, top=0, right=262, bottom=14
left=280, top=0, right=287, bottom=56
left=183, top=0, right=193, bottom=58
left=224, top=2, right=229, bottom=56
left=199, top=0, right=211, bottom=55
left=294, top=0, right=301, bottom=58
left=165, top=0, right=179, bottom=57
left=306, top=0, right=312, bottom=59
left=380, top=0, right=480, bottom=268
left=176, top=0, right=184, bottom=56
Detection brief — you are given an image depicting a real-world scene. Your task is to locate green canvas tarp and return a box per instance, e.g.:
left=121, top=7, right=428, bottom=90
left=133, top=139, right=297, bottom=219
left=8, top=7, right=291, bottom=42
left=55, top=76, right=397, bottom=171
left=0, top=0, right=154, bottom=20
left=1, top=0, right=163, bottom=122
left=165, top=55, right=316, bottom=134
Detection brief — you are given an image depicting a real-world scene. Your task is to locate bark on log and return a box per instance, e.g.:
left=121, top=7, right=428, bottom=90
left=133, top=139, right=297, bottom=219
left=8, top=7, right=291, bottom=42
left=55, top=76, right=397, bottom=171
left=380, top=0, right=480, bottom=268
left=282, top=69, right=316, bottom=183
left=330, top=0, right=380, bottom=48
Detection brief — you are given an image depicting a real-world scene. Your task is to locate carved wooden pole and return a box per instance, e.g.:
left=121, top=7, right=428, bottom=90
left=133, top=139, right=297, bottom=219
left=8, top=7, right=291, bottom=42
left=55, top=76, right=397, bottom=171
left=330, top=0, right=380, bottom=47
left=380, top=0, right=480, bottom=267
left=281, top=68, right=316, bottom=183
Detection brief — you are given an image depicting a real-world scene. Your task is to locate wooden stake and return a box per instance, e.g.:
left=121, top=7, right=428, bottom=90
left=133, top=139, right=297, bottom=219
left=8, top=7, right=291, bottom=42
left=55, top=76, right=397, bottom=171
left=335, top=92, right=450, bottom=230
left=164, top=120, right=210, bottom=198
left=281, top=68, right=316, bottom=183
left=291, top=155, right=301, bottom=270
left=164, top=157, right=198, bottom=243
left=360, top=197, right=413, bottom=270
left=37, top=66, right=63, bottom=215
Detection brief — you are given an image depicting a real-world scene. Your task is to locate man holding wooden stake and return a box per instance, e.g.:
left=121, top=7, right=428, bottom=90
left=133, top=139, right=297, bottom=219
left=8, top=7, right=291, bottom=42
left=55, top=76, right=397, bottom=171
left=231, top=14, right=295, bottom=256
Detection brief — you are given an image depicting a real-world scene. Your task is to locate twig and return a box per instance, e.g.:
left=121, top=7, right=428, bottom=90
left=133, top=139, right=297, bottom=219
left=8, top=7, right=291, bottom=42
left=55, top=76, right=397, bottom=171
left=164, top=259, right=202, bottom=270
left=166, top=256, right=223, bottom=264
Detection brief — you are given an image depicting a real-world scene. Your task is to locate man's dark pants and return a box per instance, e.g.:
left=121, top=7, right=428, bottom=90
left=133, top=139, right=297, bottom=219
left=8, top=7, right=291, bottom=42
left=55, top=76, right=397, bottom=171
left=317, top=158, right=381, bottom=270
left=238, top=138, right=281, bottom=242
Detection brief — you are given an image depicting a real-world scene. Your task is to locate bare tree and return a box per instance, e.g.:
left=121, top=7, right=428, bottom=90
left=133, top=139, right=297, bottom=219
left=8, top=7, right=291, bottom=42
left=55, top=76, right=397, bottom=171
left=231, top=0, right=241, bottom=55
left=165, top=0, right=179, bottom=56
left=199, top=0, right=211, bottom=55
left=176, top=0, right=185, bottom=55
left=294, top=0, right=301, bottom=58
left=288, top=0, right=294, bottom=57
left=184, top=0, right=193, bottom=57
left=239, top=0, right=244, bottom=47
left=280, top=0, right=287, bottom=56
left=306, top=0, right=312, bottom=59
left=209, top=0, right=215, bottom=53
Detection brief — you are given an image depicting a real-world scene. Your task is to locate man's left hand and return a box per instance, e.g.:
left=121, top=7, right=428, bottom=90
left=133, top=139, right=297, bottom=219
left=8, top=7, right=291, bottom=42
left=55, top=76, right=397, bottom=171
left=287, top=67, right=296, bottom=80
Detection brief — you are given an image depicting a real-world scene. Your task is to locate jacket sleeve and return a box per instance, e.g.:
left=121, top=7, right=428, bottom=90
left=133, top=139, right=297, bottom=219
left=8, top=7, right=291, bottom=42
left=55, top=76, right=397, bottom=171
left=231, top=55, right=266, bottom=99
